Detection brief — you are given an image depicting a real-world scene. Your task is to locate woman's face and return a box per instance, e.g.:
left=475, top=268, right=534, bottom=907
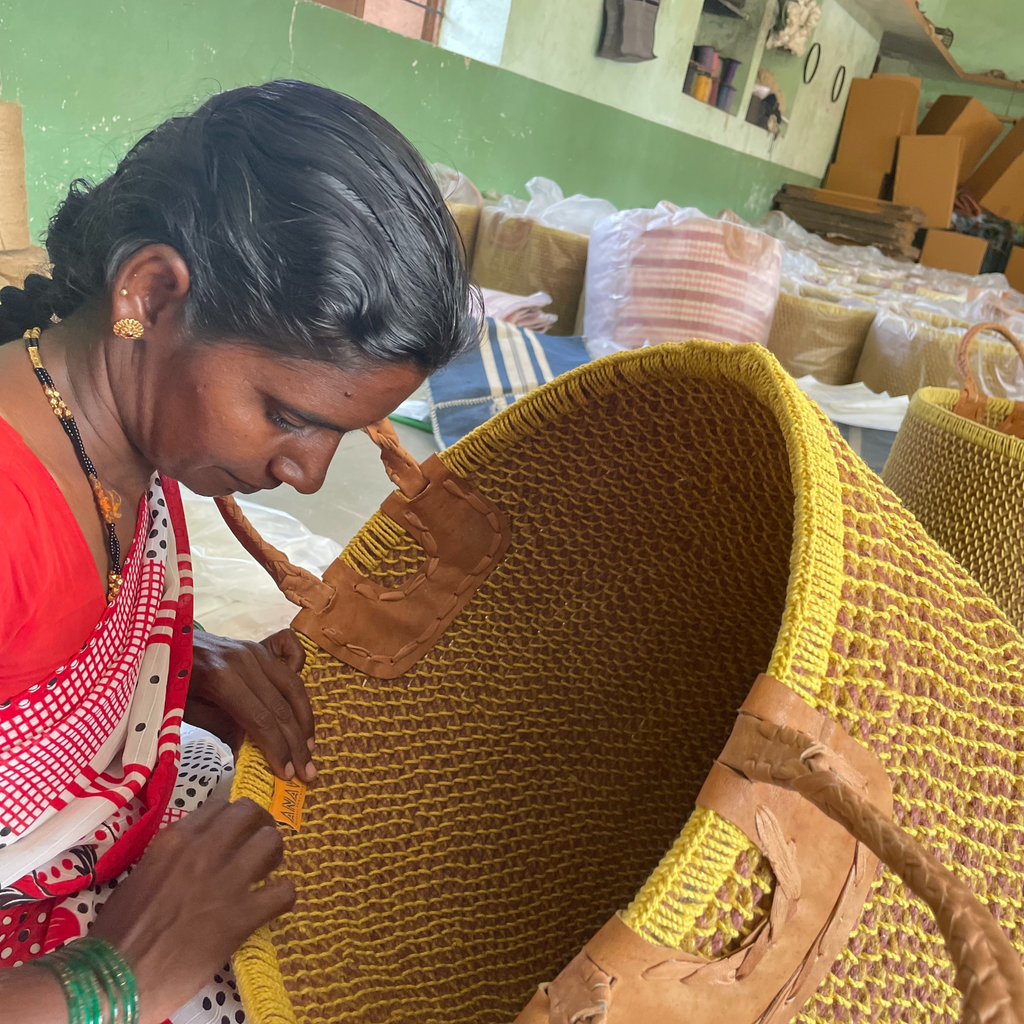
left=134, top=342, right=425, bottom=498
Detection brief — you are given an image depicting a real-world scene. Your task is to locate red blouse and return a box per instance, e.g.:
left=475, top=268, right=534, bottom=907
left=0, top=415, right=108, bottom=702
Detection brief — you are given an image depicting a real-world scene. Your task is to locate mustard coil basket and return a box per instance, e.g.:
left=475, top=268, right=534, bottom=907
left=884, top=322, right=1024, bottom=634
left=223, top=341, right=1024, bottom=1024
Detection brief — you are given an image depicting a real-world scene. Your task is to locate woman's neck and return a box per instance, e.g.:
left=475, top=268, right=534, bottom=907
left=37, top=311, right=155, bottom=501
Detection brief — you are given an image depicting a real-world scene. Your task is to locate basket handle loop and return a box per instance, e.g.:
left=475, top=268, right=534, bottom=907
left=215, top=418, right=512, bottom=680
left=952, top=322, right=1024, bottom=433
left=515, top=678, right=1024, bottom=1024
left=757, top=723, right=1024, bottom=1024
left=212, top=419, right=421, bottom=615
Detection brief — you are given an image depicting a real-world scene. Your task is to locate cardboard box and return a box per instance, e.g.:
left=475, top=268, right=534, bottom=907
left=834, top=76, right=921, bottom=166
left=918, top=95, right=1003, bottom=183
left=919, top=230, right=989, bottom=276
left=824, top=159, right=888, bottom=199
left=893, top=135, right=962, bottom=228
left=1006, top=246, right=1024, bottom=293
left=964, top=119, right=1024, bottom=222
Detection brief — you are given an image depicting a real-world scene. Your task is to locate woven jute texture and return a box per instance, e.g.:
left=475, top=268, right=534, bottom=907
left=883, top=386, right=1024, bottom=634
left=231, top=342, right=1024, bottom=1024
left=766, top=291, right=877, bottom=385
left=0, top=246, right=48, bottom=288
left=0, top=103, right=30, bottom=251
left=470, top=207, right=587, bottom=336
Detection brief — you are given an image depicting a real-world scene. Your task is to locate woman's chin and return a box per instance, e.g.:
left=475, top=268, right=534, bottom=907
left=175, top=467, right=254, bottom=498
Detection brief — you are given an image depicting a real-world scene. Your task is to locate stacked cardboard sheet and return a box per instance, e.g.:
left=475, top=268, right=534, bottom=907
left=773, top=184, right=927, bottom=262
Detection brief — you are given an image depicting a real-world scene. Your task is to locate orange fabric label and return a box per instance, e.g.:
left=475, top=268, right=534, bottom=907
left=270, top=776, right=306, bottom=830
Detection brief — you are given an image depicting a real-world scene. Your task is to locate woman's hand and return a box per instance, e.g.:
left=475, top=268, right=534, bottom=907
left=91, top=798, right=295, bottom=1024
left=186, top=628, right=316, bottom=782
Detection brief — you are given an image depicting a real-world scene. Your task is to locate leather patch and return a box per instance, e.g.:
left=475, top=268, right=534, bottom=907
left=293, top=454, right=512, bottom=680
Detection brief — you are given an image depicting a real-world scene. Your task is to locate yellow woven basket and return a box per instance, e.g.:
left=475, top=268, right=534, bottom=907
left=227, top=342, right=1024, bottom=1024
left=766, top=291, right=877, bottom=385
left=884, top=322, right=1024, bottom=634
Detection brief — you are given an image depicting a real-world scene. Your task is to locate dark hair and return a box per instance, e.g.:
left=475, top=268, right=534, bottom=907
left=0, top=80, right=474, bottom=371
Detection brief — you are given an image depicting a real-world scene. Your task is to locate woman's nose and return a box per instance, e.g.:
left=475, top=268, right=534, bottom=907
left=270, top=436, right=342, bottom=494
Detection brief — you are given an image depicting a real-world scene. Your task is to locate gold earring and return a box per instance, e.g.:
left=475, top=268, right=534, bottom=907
left=119, top=288, right=129, bottom=296
left=113, top=318, right=144, bottom=340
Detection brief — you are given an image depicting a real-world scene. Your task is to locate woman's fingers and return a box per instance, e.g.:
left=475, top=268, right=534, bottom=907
left=262, top=628, right=307, bottom=674
left=187, top=630, right=315, bottom=781
left=256, top=642, right=316, bottom=761
left=233, top=820, right=286, bottom=884
left=244, top=878, right=297, bottom=932
left=213, top=658, right=313, bottom=782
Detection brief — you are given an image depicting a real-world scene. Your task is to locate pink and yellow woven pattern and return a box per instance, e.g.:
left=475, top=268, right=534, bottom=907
left=231, top=342, right=1024, bottom=1024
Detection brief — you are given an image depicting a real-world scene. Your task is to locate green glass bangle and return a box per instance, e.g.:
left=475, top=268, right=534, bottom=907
left=35, top=938, right=139, bottom=1024
left=36, top=944, right=101, bottom=1024
left=73, top=939, right=139, bottom=1024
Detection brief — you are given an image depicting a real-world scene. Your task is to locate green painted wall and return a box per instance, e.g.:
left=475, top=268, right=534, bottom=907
left=0, top=0, right=817, bottom=240
left=499, top=0, right=882, bottom=179
left=919, top=0, right=1024, bottom=81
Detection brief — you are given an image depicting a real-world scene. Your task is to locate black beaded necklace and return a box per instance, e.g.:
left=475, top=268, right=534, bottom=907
left=24, top=328, right=123, bottom=602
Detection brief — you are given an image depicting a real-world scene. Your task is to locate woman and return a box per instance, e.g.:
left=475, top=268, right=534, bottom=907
left=0, top=80, right=472, bottom=1023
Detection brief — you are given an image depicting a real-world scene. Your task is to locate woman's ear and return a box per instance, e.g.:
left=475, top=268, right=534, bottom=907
left=110, top=244, right=191, bottom=337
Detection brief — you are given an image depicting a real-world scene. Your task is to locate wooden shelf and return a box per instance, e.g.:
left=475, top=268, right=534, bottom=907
left=702, top=0, right=749, bottom=22
left=902, top=0, right=1023, bottom=90
left=859, top=0, right=1024, bottom=91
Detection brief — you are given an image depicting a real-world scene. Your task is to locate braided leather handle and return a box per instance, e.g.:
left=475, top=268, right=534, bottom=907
left=745, top=718, right=1024, bottom=1024
left=213, top=419, right=430, bottom=608
left=951, top=323, right=1024, bottom=438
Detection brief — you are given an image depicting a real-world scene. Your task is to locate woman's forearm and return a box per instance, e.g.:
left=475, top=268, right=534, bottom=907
left=0, top=963, right=68, bottom=1024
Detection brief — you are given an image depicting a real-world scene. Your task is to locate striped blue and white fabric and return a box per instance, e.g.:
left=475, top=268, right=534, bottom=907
left=426, top=318, right=590, bottom=449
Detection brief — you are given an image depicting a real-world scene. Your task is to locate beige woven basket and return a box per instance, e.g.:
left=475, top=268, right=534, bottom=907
left=884, top=322, right=1024, bottom=633
left=855, top=308, right=1024, bottom=398
left=471, top=206, right=587, bottom=336
left=766, top=292, right=877, bottom=385
left=446, top=201, right=481, bottom=265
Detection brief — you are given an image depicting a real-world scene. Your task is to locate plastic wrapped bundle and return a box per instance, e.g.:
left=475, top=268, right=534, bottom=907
left=855, top=307, right=1024, bottom=399
left=585, top=203, right=783, bottom=351
left=766, top=292, right=878, bottom=385
left=433, top=164, right=483, bottom=264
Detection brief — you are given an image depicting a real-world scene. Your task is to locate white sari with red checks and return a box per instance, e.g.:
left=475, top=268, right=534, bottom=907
left=0, top=474, right=192, bottom=897
left=0, top=474, right=246, bottom=1023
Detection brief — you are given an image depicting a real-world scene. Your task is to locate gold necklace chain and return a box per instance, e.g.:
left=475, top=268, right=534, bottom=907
left=24, top=328, right=123, bottom=602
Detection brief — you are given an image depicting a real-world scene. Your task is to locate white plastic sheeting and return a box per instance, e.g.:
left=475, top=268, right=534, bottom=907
left=183, top=491, right=340, bottom=642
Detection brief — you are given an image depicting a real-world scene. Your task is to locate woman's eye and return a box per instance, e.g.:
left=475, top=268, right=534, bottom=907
left=269, top=411, right=303, bottom=432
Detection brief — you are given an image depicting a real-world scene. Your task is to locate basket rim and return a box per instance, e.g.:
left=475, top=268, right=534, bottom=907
left=911, top=387, right=1024, bottom=464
